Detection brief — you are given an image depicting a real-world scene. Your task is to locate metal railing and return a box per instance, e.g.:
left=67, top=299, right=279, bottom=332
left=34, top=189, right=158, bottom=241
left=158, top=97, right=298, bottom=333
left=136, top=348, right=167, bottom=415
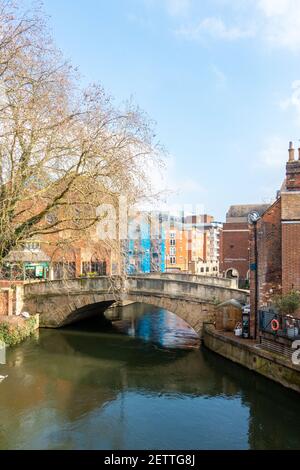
left=259, top=309, right=300, bottom=340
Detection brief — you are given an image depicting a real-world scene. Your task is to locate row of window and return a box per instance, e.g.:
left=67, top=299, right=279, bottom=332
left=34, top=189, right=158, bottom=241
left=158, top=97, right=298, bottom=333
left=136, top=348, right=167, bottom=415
left=199, top=266, right=218, bottom=273
left=0, top=261, right=108, bottom=281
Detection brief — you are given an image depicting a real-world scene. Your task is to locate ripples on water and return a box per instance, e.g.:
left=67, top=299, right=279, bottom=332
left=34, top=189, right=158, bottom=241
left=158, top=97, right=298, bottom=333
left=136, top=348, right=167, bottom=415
left=0, top=302, right=300, bottom=450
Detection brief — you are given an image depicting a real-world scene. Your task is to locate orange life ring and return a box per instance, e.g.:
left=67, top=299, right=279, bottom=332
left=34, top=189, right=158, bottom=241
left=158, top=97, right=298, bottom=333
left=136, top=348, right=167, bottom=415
left=271, top=319, right=280, bottom=332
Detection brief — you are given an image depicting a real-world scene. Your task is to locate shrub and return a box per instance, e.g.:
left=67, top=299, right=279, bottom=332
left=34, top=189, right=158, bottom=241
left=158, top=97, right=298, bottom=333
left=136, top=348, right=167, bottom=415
left=0, top=317, right=38, bottom=347
left=273, top=290, right=300, bottom=316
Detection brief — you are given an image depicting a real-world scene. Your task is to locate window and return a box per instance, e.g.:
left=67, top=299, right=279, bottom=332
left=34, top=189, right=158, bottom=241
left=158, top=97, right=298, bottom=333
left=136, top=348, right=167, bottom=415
left=170, top=256, right=176, bottom=265
left=25, top=242, right=41, bottom=252
left=82, top=260, right=107, bottom=276
left=53, top=262, right=76, bottom=280
left=170, top=247, right=176, bottom=256
left=170, top=239, right=176, bottom=246
left=170, top=231, right=176, bottom=239
left=201, top=267, right=204, bottom=273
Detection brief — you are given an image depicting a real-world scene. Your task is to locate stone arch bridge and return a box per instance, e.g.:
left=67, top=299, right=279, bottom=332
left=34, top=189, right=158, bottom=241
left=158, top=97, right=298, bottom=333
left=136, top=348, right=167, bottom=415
left=21, top=274, right=249, bottom=336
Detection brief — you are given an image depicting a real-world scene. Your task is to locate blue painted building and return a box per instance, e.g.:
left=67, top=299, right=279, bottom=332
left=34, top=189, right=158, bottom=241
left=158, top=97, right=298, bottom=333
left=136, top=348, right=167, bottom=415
left=126, top=211, right=166, bottom=274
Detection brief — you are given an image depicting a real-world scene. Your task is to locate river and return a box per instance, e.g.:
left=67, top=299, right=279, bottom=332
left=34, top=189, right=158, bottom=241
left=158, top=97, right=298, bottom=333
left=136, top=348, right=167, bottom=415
left=0, top=303, right=300, bottom=450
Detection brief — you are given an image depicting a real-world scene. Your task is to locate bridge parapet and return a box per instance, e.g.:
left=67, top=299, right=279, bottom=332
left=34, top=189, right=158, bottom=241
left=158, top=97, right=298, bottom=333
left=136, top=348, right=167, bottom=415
left=24, top=275, right=247, bottom=304
left=24, top=276, right=120, bottom=297
left=127, top=276, right=248, bottom=305
left=135, top=273, right=238, bottom=289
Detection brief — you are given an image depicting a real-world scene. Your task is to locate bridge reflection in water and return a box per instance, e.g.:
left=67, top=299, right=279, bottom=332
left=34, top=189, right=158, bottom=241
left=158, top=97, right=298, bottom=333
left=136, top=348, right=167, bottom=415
left=106, top=303, right=200, bottom=350
left=0, top=303, right=300, bottom=450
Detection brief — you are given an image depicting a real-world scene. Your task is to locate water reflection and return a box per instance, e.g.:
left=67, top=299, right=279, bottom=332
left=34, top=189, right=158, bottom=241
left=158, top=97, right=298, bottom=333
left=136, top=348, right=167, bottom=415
left=0, top=303, right=299, bottom=450
left=106, top=303, right=200, bottom=350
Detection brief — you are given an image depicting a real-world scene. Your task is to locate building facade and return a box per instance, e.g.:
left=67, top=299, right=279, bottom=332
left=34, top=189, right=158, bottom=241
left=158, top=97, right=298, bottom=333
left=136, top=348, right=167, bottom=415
left=165, top=225, right=189, bottom=272
left=165, top=214, right=222, bottom=275
left=250, top=142, right=300, bottom=338
left=2, top=230, right=111, bottom=282
left=220, top=204, right=269, bottom=288
left=125, top=211, right=166, bottom=274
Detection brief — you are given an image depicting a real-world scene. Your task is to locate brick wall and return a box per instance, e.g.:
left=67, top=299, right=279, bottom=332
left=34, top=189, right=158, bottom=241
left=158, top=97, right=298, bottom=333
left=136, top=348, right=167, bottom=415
left=249, top=199, right=282, bottom=337
left=281, top=191, right=300, bottom=298
left=220, top=222, right=250, bottom=281
left=286, top=161, right=300, bottom=191
left=249, top=146, right=300, bottom=336
left=0, top=289, right=13, bottom=316
left=281, top=223, right=300, bottom=294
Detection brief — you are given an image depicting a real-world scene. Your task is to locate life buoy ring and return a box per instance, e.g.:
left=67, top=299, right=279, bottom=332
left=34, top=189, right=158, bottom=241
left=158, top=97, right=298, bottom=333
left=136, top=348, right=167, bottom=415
left=271, top=319, right=280, bottom=332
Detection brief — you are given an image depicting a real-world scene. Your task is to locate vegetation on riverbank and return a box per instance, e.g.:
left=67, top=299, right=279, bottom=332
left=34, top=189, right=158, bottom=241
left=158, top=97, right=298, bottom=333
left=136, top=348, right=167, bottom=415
left=0, top=316, right=39, bottom=347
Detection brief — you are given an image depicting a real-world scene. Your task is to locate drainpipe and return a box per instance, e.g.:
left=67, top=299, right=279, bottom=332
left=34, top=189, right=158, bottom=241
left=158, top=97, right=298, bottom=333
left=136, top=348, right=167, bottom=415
left=248, top=211, right=261, bottom=340
left=254, top=220, right=258, bottom=340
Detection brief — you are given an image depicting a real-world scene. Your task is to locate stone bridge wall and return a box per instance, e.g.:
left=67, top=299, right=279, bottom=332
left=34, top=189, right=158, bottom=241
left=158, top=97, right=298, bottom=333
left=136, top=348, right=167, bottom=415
left=137, top=273, right=238, bottom=289
left=127, top=276, right=247, bottom=304
left=22, top=275, right=249, bottom=335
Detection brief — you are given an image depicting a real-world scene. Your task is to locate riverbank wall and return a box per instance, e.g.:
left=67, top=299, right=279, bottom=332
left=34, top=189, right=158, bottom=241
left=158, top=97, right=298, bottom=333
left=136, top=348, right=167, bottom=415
left=0, top=315, right=39, bottom=347
left=203, top=324, right=300, bottom=394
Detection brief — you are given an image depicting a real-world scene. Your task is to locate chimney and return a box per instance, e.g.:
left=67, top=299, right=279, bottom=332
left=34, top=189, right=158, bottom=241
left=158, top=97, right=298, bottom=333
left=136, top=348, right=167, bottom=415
left=286, top=141, right=300, bottom=191
left=288, top=141, right=295, bottom=162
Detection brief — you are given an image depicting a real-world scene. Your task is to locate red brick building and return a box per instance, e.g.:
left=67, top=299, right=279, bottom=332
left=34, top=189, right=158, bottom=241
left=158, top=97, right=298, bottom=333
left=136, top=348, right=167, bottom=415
left=250, top=142, right=300, bottom=338
left=220, top=204, right=269, bottom=288
left=0, top=188, right=117, bottom=282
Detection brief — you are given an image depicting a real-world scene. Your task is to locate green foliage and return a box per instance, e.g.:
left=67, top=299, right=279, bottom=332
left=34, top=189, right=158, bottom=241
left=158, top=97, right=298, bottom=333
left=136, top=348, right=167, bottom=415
left=79, top=272, right=98, bottom=278
left=0, top=317, right=38, bottom=347
left=273, top=290, right=300, bottom=316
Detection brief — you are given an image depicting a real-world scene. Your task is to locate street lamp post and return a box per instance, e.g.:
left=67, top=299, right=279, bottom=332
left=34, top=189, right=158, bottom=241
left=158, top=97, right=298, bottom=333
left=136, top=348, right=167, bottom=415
left=248, top=211, right=261, bottom=340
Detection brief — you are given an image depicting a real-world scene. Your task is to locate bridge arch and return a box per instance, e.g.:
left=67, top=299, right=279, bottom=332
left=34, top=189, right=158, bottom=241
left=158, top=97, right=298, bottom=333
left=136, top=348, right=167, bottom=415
left=24, top=292, right=215, bottom=336
left=22, top=275, right=249, bottom=336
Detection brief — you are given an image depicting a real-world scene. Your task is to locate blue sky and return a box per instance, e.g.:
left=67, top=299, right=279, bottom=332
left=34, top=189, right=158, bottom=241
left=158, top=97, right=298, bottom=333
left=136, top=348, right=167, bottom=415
left=42, top=0, right=300, bottom=220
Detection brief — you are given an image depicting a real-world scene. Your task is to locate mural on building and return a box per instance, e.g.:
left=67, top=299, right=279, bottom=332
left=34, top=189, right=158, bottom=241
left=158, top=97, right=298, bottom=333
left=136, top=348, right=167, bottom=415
left=125, top=211, right=166, bottom=274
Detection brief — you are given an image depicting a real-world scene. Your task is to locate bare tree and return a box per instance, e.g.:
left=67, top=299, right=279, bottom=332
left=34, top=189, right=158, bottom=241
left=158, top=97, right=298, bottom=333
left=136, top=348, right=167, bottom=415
left=0, top=1, right=163, bottom=272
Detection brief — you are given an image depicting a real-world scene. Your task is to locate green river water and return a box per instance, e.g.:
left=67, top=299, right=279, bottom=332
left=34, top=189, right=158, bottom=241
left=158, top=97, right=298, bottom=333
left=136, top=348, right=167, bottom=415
left=0, top=303, right=300, bottom=450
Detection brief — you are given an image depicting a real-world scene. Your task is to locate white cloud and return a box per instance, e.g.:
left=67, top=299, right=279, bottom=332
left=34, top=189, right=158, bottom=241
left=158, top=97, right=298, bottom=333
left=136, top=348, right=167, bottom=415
left=257, top=0, right=290, bottom=16
left=258, top=136, right=288, bottom=169
left=168, top=0, right=300, bottom=50
left=177, top=16, right=254, bottom=41
left=280, top=81, right=300, bottom=124
left=256, top=0, right=300, bottom=50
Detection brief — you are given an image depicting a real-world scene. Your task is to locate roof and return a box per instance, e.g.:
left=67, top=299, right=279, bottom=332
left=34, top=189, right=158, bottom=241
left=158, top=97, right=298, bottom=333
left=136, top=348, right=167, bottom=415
left=226, top=204, right=270, bottom=223
left=5, top=250, right=50, bottom=263
left=217, top=299, right=243, bottom=309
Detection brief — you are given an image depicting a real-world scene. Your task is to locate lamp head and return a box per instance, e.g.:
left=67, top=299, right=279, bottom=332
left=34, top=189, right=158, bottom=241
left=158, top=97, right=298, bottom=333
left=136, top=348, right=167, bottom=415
left=248, top=211, right=260, bottom=224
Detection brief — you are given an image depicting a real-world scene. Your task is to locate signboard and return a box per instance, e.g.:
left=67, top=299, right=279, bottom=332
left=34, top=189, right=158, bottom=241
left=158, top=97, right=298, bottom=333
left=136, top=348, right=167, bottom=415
left=35, top=266, right=44, bottom=278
